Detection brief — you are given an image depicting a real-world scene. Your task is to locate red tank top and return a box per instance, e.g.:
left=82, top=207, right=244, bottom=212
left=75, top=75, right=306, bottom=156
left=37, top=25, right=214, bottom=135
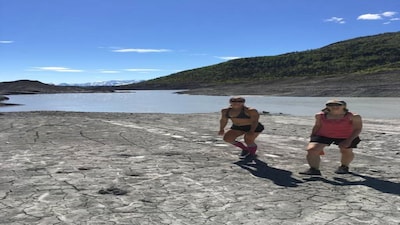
left=316, top=112, right=353, bottom=138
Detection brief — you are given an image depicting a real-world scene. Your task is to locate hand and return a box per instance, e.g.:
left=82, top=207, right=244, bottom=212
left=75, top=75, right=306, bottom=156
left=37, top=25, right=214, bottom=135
left=218, top=130, right=225, bottom=135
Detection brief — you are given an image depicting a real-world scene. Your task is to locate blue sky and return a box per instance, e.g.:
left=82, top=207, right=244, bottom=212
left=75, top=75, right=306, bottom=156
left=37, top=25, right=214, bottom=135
left=0, top=0, right=399, bottom=84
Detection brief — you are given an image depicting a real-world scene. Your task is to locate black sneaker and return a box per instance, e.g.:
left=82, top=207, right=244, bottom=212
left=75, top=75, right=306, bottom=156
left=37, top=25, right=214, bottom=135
left=239, top=150, right=250, bottom=159
left=247, top=154, right=258, bottom=160
left=299, top=168, right=322, bottom=176
left=335, top=165, right=349, bottom=174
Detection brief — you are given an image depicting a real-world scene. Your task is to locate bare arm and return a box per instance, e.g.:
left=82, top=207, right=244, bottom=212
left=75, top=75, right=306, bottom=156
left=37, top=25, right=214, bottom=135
left=349, top=114, right=362, bottom=140
left=339, top=114, right=362, bottom=148
left=247, top=108, right=260, bottom=133
left=219, top=109, right=229, bottom=135
left=310, top=114, right=322, bottom=136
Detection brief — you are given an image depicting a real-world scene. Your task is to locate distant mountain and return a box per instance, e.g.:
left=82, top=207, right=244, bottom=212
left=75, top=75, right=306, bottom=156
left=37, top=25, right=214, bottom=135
left=0, top=79, right=138, bottom=95
left=123, top=31, right=400, bottom=90
left=0, top=80, right=115, bottom=95
left=1, top=32, right=400, bottom=97
left=58, top=80, right=139, bottom=87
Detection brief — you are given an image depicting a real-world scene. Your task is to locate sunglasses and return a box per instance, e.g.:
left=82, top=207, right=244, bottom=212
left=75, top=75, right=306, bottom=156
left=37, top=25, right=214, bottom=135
left=326, top=103, right=343, bottom=106
left=230, top=100, right=245, bottom=103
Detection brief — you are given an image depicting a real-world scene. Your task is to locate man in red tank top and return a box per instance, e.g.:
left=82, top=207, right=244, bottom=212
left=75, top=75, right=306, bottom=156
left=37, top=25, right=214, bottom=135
left=300, top=100, right=363, bottom=175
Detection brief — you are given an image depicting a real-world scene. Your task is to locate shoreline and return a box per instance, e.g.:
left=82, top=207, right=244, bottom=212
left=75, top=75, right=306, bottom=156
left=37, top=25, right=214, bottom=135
left=1, top=111, right=399, bottom=224
left=1, top=93, right=400, bottom=120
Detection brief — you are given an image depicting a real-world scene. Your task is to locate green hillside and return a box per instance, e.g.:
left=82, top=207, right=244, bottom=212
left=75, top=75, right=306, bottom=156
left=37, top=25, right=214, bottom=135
left=126, top=31, right=400, bottom=89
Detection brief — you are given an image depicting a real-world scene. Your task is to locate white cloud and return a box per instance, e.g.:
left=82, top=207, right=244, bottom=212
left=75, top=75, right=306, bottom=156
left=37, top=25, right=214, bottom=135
left=112, top=48, right=171, bottom=53
left=357, top=11, right=398, bottom=20
left=34, top=67, right=83, bottom=72
left=357, top=13, right=382, bottom=20
left=215, top=56, right=241, bottom=60
left=0, top=40, right=14, bottom=44
left=125, top=68, right=161, bottom=72
left=384, top=17, right=400, bottom=25
left=382, top=11, right=397, bottom=17
left=324, top=17, right=346, bottom=24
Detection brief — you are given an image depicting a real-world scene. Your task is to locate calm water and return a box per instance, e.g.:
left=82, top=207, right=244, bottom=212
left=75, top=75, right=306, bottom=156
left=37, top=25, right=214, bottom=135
left=1, top=90, right=399, bottom=119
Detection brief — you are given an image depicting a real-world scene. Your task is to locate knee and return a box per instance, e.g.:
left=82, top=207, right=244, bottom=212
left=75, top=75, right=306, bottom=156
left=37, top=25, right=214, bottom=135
left=223, top=135, right=234, bottom=143
left=340, top=148, right=353, bottom=154
left=307, top=146, right=323, bottom=155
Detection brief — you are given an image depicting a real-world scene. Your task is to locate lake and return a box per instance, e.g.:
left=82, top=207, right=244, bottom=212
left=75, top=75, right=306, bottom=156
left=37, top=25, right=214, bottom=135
left=1, top=90, right=399, bottom=119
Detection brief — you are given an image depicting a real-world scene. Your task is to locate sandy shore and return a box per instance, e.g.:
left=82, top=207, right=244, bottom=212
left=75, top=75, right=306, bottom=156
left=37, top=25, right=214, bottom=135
left=0, top=111, right=399, bottom=225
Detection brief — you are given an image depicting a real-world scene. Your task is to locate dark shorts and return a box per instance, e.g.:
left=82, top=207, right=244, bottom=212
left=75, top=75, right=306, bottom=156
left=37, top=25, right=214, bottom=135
left=231, top=123, right=264, bottom=133
left=310, top=135, right=361, bottom=148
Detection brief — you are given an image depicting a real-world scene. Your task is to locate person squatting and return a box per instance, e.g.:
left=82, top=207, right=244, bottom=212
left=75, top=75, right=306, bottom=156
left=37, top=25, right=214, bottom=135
left=218, top=97, right=362, bottom=175
left=219, top=96, right=264, bottom=160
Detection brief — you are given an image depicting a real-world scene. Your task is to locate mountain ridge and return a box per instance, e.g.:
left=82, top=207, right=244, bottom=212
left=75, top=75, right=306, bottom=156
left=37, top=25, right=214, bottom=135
left=123, top=31, right=400, bottom=90
left=0, top=80, right=115, bottom=95
left=1, top=31, right=399, bottom=97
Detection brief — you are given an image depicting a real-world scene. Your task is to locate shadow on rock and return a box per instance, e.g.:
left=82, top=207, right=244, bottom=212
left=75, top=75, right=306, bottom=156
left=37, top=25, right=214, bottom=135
left=234, top=158, right=303, bottom=187
left=335, top=172, right=400, bottom=196
left=303, top=172, right=400, bottom=196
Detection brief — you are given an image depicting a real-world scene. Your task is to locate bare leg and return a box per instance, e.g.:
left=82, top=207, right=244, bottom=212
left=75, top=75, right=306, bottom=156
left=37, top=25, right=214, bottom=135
left=244, top=132, right=261, bottom=155
left=223, top=130, right=246, bottom=149
left=339, top=148, right=354, bottom=167
left=243, top=132, right=260, bottom=146
left=306, top=143, right=327, bottom=169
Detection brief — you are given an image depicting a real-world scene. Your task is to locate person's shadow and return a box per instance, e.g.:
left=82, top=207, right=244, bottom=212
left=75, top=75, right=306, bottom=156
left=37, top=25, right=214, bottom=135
left=335, top=172, right=400, bottom=195
left=303, top=172, right=400, bottom=196
left=234, top=158, right=303, bottom=187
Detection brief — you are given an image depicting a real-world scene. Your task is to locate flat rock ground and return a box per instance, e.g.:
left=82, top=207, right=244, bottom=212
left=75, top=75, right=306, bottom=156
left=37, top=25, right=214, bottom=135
left=0, top=111, right=399, bottom=225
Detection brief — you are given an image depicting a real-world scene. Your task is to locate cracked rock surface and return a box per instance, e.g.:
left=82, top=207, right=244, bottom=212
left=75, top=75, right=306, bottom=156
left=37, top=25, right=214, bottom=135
left=0, top=111, right=399, bottom=225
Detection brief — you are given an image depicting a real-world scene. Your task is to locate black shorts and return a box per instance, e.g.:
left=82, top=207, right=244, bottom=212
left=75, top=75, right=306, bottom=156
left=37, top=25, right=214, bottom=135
left=310, top=135, right=361, bottom=148
left=231, top=123, right=264, bottom=133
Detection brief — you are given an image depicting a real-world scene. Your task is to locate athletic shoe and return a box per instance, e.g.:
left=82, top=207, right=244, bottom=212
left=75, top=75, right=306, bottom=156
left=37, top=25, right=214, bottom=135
left=299, top=168, right=322, bottom=176
left=335, top=165, right=349, bottom=174
left=246, top=154, right=257, bottom=161
left=239, top=150, right=250, bottom=159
